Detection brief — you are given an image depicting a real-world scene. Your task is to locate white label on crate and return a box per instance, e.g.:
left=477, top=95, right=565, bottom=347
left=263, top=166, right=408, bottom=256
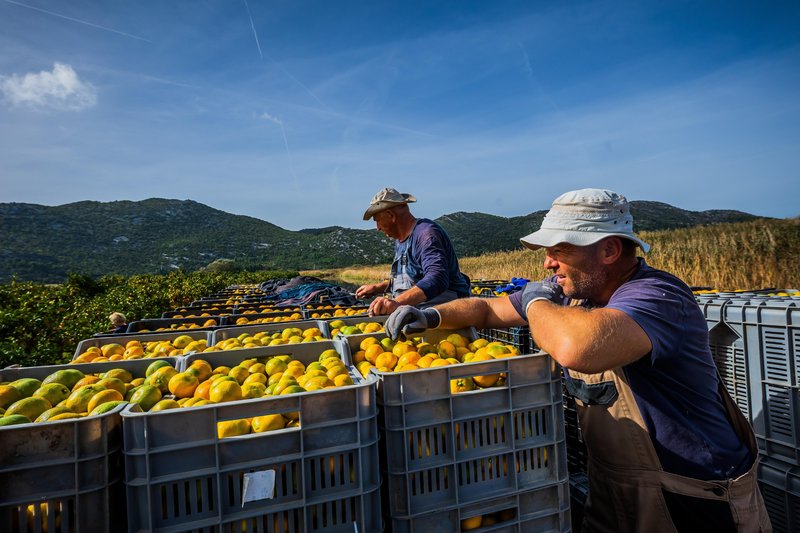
left=242, top=470, right=276, bottom=506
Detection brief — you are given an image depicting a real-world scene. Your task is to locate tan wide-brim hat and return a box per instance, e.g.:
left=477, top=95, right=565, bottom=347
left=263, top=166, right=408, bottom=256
left=520, top=188, right=651, bottom=252
left=363, top=187, right=417, bottom=220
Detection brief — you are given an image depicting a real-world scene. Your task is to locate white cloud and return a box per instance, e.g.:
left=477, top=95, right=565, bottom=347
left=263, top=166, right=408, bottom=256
left=0, top=63, right=97, bottom=111
left=260, top=111, right=282, bottom=124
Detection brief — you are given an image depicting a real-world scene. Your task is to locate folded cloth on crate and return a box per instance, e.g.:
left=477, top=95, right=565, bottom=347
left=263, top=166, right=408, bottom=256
left=258, top=275, right=327, bottom=297
left=495, top=277, right=530, bottom=294
left=258, top=278, right=292, bottom=296
left=267, top=282, right=358, bottom=306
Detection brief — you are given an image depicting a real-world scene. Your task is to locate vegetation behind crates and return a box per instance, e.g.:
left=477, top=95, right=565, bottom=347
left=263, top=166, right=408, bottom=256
left=309, top=218, right=800, bottom=289
left=0, top=269, right=297, bottom=368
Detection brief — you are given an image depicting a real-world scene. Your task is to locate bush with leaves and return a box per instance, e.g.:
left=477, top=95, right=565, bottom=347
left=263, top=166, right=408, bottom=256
left=0, top=269, right=296, bottom=368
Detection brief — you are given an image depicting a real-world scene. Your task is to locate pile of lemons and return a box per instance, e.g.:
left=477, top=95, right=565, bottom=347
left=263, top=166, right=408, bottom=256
left=122, top=351, right=356, bottom=438
left=72, top=334, right=212, bottom=363
left=212, top=327, right=326, bottom=350
left=0, top=364, right=170, bottom=426
left=329, top=319, right=384, bottom=336
left=352, top=333, right=520, bottom=392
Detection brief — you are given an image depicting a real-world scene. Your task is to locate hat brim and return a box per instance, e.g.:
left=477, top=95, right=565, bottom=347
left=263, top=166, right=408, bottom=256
left=363, top=200, right=413, bottom=220
left=520, top=228, right=651, bottom=253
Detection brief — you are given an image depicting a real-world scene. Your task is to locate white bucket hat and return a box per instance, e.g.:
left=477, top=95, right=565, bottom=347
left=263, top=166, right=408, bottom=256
left=520, top=188, right=650, bottom=253
left=363, top=187, right=417, bottom=220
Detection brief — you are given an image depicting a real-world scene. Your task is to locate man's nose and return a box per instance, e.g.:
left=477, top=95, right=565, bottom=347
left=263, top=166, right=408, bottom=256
left=543, top=256, right=558, bottom=269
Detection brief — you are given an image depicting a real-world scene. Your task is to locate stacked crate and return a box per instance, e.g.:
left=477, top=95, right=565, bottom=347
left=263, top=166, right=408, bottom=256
left=697, top=293, right=800, bottom=532
left=336, top=331, right=571, bottom=532
left=475, top=296, right=588, bottom=530
left=0, top=358, right=179, bottom=533
left=121, top=342, right=381, bottom=532
left=3, top=282, right=577, bottom=532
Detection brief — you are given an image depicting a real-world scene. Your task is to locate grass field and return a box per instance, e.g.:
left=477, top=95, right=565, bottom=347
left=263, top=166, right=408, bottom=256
left=305, top=218, right=800, bottom=290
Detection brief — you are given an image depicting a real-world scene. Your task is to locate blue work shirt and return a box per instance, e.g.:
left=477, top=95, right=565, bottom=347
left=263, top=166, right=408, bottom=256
left=391, top=218, right=470, bottom=300
left=510, top=259, right=752, bottom=480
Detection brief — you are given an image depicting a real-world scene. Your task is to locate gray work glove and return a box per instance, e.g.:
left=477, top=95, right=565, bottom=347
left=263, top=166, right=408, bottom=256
left=520, top=281, right=565, bottom=316
left=385, top=306, right=441, bottom=340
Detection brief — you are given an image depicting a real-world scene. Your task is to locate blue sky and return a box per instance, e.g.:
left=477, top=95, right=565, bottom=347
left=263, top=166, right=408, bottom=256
left=1, top=0, right=798, bottom=230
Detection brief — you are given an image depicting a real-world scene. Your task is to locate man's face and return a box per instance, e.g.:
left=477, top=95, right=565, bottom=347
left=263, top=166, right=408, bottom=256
left=373, top=208, right=399, bottom=239
left=542, top=242, right=607, bottom=300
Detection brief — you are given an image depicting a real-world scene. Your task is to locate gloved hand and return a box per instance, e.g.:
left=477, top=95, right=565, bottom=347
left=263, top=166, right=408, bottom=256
left=519, top=281, right=565, bottom=316
left=385, top=306, right=441, bottom=340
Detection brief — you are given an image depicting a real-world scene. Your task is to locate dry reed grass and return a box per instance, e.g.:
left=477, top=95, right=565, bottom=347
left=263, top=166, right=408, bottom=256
left=304, top=218, right=799, bottom=290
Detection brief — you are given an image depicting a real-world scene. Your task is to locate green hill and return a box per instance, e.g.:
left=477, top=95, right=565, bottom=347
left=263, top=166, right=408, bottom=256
left=434, top=201, right=761, bottom=257
left=0, top=198, right=762, bottom=282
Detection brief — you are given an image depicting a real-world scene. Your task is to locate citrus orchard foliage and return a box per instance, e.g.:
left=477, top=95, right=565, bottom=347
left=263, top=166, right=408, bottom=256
left=0, top=269, right=296, bottom=368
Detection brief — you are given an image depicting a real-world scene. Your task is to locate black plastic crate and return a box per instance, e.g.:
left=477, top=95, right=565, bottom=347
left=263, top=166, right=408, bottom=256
left=569, top=473, right=589, bottom=533
left=161, top=306, right=235, bottom=318
left=477, top=326, right=534, bottom=354
left=562, top=381, right=588, bottom=477
left=220, top=310, right=306, bottom=326
left=127, top=316, right=222, bottom=333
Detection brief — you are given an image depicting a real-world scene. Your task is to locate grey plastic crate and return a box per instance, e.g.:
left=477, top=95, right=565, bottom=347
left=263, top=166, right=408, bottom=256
left=719, top=301, right=800, bottom=466
left=336, top=332, right=567, bottom=519
left=210, top=320, right=332, bottom=346
left=697, top=297, right=758, bottom=423
left=757, top=456, right=800, bottom=533
left=220, top=310, right=306, bottom=326
left=0, top=360, right=166, bottom=533
left=389, top=480, right=570, bottom=532
left=0, top=402, right=128, bottom=533
left=74, top=330, right=212, bottom=360
left=121, top=360, right=380, bottom=532
left=127, top=316, right=222, bottom=333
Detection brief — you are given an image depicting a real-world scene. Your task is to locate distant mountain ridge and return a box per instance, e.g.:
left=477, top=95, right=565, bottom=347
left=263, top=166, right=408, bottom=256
left=0, top=198, right=762, bottom=282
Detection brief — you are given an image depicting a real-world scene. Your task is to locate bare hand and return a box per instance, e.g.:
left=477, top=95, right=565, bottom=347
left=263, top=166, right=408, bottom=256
left=356, top=283, right=380, bottom=299
left=368, top=296, right=401, bottom=316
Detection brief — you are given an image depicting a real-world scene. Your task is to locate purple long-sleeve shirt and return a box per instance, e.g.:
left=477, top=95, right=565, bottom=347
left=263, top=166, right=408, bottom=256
left=392, top=218, right=470, bottom=299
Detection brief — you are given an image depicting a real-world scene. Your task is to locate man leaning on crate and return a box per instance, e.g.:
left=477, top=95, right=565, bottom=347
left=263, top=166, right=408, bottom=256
left=385, top=188, right=771, bottom=533
left=355, top=187, right=471, bottom=316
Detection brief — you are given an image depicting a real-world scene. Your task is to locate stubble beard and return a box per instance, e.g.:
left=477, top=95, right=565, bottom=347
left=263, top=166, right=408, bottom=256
left=565, top=265, right=608, bottom=301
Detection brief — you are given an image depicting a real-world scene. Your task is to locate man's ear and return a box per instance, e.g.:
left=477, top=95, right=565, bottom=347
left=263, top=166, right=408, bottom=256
left=599, top=237, right=624, bottom=265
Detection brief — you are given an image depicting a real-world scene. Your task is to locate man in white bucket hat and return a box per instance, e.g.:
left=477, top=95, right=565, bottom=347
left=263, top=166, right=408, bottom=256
left=356, top=187, right=470, bottom=316
left=386, top=188, right=770, bottom=532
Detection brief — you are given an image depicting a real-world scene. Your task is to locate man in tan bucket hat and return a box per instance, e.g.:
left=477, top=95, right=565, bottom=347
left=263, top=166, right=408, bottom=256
left=386, top=188, right=771, bottom=532
left=356, top=187, right=470, bottom=316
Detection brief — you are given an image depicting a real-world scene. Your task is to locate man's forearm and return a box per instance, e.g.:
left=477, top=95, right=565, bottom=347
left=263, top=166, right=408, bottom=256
left=394, top=286, right=427, bottom=306
left=527, top=301, right=651, bottom=373
left=436, top=297, right=524, bottom=330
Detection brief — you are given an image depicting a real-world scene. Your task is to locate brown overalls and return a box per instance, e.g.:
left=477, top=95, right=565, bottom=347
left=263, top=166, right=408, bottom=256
left=565, top=365, right=772, bottom=532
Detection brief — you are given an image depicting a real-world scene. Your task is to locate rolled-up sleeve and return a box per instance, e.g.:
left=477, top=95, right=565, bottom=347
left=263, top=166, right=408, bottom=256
left=414, top=228, right=451, bottom=299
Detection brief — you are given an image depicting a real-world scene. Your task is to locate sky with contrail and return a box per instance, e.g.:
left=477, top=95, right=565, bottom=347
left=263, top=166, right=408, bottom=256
left=0, top=0, right=799, bottom=230
left=3, top=0, right=152, bottom=42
